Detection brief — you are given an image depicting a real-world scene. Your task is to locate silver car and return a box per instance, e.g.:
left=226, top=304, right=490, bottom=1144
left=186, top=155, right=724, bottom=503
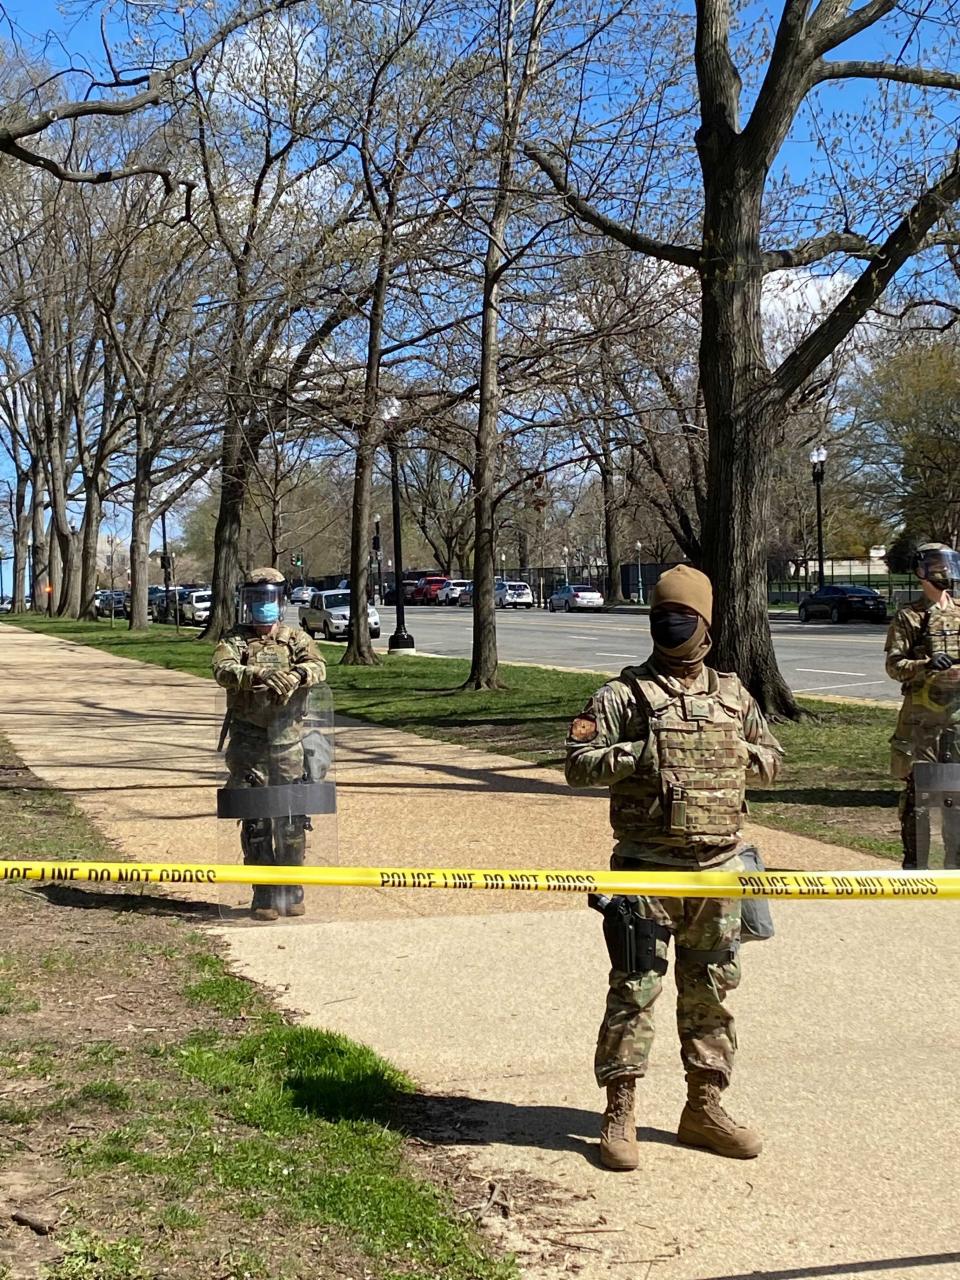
left=548, top=583, right=604, bottom=612
left=299, top=590, right=381, bottom=641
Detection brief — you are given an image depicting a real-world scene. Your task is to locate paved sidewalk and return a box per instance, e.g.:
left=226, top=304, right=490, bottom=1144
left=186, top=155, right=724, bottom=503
left=0, top=624, right=957, bottom=1280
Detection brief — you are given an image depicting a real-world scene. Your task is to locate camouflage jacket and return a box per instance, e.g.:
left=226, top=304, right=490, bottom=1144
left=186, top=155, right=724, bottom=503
left=564, top=659, right=783, bottom=868
left=212, top=624, right=326, bottom=733
left=885, top=595, right=960, bottom=777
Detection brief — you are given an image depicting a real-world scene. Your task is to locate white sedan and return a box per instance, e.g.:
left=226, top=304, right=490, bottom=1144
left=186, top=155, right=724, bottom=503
left=548, top=584, right=604, bottom=612
left=299, top=590, right=381, bottom=641
left=438, top=579, right=471, bottom=605
left=289, top=585, right=313, bottom=605
left=495, top=581, right=534, bottom=608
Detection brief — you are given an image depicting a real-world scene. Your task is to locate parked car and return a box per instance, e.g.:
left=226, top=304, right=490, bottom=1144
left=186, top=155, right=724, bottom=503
left=181, top=590, right=212, bottom=625
left=289, top=585, right=313, bottom=605
left=0, top=597, right=12, bottom=613
left=495, top=580, right=534, bottom=609
left=457, top=582, right=474, bottom=607
left=411, top=576, right=449, bottom=605
left=548, top=583, right=604, bottom=612
left=437, top=579, right=470, bottom=606
left=798, top=584, right=888, bottom=625
left=96, top=590, right=128, bottom=618
left=299, top=590, right=381, bottom=641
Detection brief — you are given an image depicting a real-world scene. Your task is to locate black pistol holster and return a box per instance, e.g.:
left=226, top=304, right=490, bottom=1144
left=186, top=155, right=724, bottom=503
left=589, top=894, right=671, bottom=976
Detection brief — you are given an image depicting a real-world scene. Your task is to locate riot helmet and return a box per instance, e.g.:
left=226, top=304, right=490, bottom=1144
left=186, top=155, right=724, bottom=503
left=915, top=543, right=960, bottom=589
left=239, top=567, right=287, bottom=627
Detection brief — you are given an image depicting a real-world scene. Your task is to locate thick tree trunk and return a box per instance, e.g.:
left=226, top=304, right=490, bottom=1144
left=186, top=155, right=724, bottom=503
left=128, top=445, right=152, bottom=630
left=202, top=409, right=265, bottom=641
left=464, top=216, right=508, bottom=690
left=696, top=170, right=798, bottom=717
left=344, top=220, right=394, bottom=668
left=59, top=534, right=81, bottom=618
left=47, top=519, right=61, bottom=614
left=29, top=471, right=47, bottom=608
left=79, top=482, right=103, bottom=620
left=12, top=470, right=29, bottom=612
left=600, top=465, right=624, bottom=602
left=343, top=439, right=379, bottom=665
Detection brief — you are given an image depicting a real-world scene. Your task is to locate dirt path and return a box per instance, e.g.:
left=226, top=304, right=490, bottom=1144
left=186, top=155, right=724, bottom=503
left=1, top=624, right=958, bottom=1280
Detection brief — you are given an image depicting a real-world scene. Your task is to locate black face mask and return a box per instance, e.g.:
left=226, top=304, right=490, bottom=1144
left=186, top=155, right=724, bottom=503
left=650, top=610, right=699, bottom=649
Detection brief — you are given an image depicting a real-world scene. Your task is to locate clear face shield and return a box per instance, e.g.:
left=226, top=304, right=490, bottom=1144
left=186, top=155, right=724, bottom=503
left=216, top=683, right=338, bottom=924
left=917, top=548, right=960, bottom=587
left=239, top=582, right=286, bottom=627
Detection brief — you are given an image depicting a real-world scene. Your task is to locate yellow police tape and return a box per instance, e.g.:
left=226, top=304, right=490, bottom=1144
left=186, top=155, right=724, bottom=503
left=1, top=860, right=958, bottom=899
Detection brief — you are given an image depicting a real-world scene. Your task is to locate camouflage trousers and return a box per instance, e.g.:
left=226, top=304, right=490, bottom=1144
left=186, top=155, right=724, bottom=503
left=594, top=852, right=743, bottom=1087
left=225, top=722, right=306, bottom=914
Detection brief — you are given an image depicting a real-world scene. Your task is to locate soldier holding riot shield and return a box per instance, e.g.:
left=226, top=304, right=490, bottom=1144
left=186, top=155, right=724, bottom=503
left=886, top=543, right=960, bottom=869
left=212, top=568, right=334, bottom=922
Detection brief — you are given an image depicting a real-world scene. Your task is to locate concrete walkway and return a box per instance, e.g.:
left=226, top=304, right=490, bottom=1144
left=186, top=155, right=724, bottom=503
left=0, top=624, right=957, bottom=1280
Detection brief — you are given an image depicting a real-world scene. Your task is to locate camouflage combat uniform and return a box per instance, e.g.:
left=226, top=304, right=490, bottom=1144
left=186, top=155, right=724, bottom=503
left=565, top=660, right=783, bottom=1086
left=213, top=625, right=326, bottom=895
left=885, top=595, right=960, bottom=866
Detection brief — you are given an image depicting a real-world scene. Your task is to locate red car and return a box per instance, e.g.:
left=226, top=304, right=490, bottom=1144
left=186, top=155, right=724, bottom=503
left=410, top=576, right=449, bottom=605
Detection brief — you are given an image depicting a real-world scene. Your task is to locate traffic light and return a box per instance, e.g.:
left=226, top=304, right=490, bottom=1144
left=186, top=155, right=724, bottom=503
left=295, top=552, right=303, bottom=567
left=290, top=553, right=297, bottom=567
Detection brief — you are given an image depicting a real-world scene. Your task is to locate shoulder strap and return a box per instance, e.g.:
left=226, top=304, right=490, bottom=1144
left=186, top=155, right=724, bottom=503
left=618, top=669, right=674, bottom=714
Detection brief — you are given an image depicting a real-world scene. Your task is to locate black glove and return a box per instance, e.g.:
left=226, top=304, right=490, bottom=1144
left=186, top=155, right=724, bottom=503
left=929, top=653, right=954, bottom=671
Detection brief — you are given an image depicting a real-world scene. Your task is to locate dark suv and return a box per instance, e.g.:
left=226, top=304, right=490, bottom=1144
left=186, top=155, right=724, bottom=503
left=798, top=584, right=888, bottom=625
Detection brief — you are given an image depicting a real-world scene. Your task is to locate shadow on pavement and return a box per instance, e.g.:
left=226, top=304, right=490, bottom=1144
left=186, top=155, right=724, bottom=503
left=699, top=1252, right=960, bottom=1279
left=397, top=1091, right=675, bottom=1167
left=35, top=883, right=218, bottom=918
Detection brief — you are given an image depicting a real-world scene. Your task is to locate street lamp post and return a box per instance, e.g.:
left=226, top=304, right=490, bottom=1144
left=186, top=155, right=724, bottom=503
left=373, top=513, right=384, bottom=605
left=562, top=544, right=569, bottom=586
left=635, top=540, right=644, bottom=604
left=383, top=397, right=415, bottom=654
left=810, top=446, right=828, bottom=589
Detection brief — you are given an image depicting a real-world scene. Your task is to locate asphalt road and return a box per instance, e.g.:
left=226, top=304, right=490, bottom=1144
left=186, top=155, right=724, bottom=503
left=355, top=604, right=897, bottom=702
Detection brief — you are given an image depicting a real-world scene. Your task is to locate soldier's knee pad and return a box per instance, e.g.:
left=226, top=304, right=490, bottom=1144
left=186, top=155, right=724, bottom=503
left=241, top=818, right=273, bottom=864
left=275, top=815, right=306, bottom=864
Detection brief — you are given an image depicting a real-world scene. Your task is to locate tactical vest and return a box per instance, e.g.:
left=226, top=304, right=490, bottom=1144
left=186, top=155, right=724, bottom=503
left=912, top=602, right=960, bottom=720
left=609, top=670, right=747, bottom=852
left=229, top=625, right=300, bottom=734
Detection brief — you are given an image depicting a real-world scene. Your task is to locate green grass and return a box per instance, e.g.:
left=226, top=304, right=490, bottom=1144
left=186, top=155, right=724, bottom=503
left=42, top=1231, right=146, bottom=1280
left=3, top=614, right=902, bottom=861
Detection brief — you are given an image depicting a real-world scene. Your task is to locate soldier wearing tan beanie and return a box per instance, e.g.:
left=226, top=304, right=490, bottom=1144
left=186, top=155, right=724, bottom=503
left=564, top=563, right=783, bottom=1172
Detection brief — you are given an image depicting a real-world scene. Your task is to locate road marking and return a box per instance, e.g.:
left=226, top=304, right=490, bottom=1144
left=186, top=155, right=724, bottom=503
left=596, top=651, right=638, bottom=658
left=793, top=680, right=887, bottom=693
left=795, top=668, right=867, bottom=677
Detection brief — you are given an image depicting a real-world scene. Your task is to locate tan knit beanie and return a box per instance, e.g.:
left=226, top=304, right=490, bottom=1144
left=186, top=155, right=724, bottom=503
left=649, top=564, right=713, bottom=625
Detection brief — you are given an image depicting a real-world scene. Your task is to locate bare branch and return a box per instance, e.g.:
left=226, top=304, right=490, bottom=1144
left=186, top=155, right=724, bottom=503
left=762, top=227, right=960, bottom=270
left=522, top=144, right=699, bottom=268
left=772, top=149, right=960, bottom=398
left=814, top=59, right=960, bottom=90
left=810, top=0, right=898, bottom=56
left=0, top=0, right=310, bottom=187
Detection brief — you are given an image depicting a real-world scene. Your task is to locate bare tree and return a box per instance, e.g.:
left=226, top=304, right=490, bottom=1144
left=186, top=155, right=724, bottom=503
left=527, top=0, right=960, bottom=714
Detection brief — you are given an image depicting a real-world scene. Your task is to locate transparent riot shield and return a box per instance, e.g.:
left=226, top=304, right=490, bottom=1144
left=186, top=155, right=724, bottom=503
left=914, top=761, right=960, bottom=869
left=216, top=684, right=338, bottom=923
left=912, top=662, right=960, bottom=869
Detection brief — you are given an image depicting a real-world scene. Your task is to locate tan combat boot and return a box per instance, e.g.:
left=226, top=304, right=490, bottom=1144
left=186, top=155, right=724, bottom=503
left=677, top=1070, right=762, bottom=1159
left=599, top=1078, right=639, bottom=1171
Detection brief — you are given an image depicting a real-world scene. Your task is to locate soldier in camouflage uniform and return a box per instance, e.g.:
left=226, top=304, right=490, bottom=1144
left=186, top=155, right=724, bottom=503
left=565, top=565, right=783, bottom=1171
left=885, top=543, right=960, bottom=869
left=212, top=568, right=327, bottom=921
